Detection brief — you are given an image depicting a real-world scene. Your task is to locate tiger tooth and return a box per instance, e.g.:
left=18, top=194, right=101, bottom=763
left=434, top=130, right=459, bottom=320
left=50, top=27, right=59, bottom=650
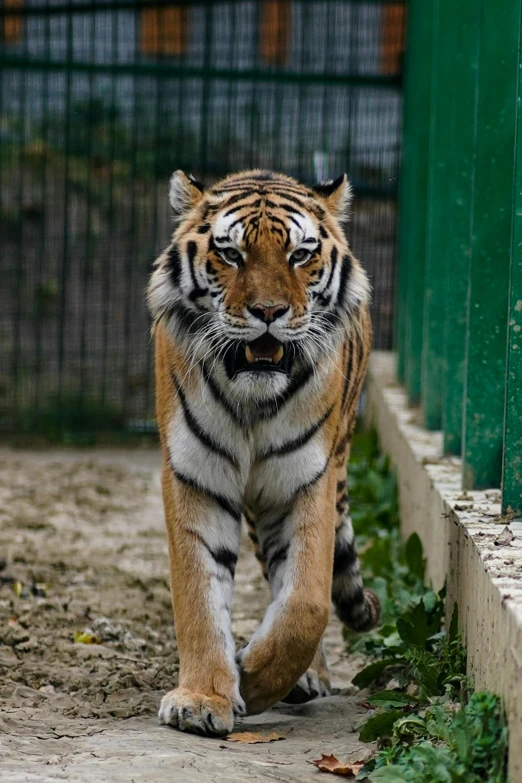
left=273, top=346, right=284, bottom=364
left=245, top=345, right=255, bottom=364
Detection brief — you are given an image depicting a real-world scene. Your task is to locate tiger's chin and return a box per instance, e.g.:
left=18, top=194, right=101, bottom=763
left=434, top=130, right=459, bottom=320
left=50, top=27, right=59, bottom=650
left=229, top=369, right=291, bottom=402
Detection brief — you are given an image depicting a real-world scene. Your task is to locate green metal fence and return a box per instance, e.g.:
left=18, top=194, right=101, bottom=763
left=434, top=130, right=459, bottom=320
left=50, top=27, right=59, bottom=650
left=397, top=0, right=522, bottom=515
left=0, top=0, right=404, bottom=439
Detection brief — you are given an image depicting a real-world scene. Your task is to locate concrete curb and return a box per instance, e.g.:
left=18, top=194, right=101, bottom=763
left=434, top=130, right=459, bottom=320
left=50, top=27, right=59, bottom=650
left=365, top=351, right=522, bottom=781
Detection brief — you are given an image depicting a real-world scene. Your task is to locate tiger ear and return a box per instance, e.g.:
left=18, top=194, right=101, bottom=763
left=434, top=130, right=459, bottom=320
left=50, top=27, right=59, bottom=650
left=312, top=174, right=352, bottom=221
left=169, top=170, right=205, bottom=218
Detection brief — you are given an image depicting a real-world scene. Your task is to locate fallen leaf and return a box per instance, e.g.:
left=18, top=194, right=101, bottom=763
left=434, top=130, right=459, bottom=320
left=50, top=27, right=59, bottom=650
left=494, top=526, right=514, bottom=546
left=7, top=616, right=18, bottom=627
left=309, top=754, right=364, bottom=777
left=13, top=581, right=28, bottom=598
left=73, top=630, right=101, bottom=645
left=225, top=730, right=289, bottom=744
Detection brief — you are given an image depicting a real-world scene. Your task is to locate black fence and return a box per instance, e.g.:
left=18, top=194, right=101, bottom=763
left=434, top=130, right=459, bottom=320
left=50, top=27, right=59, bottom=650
left=0, top=0, right=404, bottom=438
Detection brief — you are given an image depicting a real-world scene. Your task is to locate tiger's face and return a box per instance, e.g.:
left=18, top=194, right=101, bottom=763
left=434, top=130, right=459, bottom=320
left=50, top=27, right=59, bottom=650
left=148, top=170, right=369, bottom=403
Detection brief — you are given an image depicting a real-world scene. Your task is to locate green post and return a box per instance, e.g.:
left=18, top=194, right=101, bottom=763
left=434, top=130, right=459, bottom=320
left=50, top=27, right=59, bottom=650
left=421, top=0, right=455, bottom=430
left=502, top=30, right=522, bottom=516
left=403, top=0, right=435, bottom=405
left=441, top=0, right=479, bottom=455
left=396, top=0, right=415, bottom=384
left=462, top=0, right=521, bottom=489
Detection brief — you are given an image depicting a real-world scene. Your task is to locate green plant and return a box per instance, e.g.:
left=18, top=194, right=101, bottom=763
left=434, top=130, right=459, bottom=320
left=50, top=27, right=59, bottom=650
left=346, top=430, right=508, bottom=782
left=365, top=692, right=508, bottom=783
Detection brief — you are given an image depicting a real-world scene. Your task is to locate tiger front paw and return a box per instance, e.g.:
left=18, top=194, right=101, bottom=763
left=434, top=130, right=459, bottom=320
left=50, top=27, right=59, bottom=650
left=237, top=639, right=307, bottom=715
left=158, top=687, right=243, bottom=737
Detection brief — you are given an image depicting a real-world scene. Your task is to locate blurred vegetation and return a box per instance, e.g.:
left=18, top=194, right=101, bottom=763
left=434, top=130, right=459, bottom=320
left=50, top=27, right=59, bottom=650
left=16, top=393, right=126, bottom=445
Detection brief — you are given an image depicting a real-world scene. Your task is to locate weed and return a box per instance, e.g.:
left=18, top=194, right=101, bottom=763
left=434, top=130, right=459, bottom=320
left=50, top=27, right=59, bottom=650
left=347, top=430, right=508, bottom=782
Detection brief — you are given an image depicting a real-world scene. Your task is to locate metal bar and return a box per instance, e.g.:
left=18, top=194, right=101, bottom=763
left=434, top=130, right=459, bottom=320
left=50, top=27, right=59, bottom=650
left=0, top=56, right=402, bottom=88
left=462, top=0, right=521, bottom=489
left=199, top=2, right=213, bottom=176
left=33, top=0, right=53, bottom=417
left=502, top=16, right=522, bottom=516
left=0, top=0, right=405, bottom=17
left=421, top=0, right=458, bottom=431
left=395, top=0, right=415, bottom=382
left=56, top=0, right=74, bottom=423
left=224, top=2, right=237, bottom=171
left=503, top=208, right=522, bottom=511
left=100, top=6, right=120, bottom=407
left=11, top=19, right=29, bottom=422
left=122, top=0, right=141, bottom=422
left=441, top=0, right=479, bottom=455
left=295, top=1, right=309, bottom=175
left=78, top=9, right=98, bottom=411
left=402, top=0, right=434, bottom=405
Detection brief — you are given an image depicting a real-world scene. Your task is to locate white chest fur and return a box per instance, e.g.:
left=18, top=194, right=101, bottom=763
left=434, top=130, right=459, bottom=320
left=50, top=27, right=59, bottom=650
left=167, top=377, right=328, bottom=518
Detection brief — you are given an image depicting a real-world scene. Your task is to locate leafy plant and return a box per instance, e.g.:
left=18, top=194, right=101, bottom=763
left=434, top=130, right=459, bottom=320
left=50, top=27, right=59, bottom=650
left=346, top=429, right=508, bottom=782
left=365, top=693, right=508, bottom=783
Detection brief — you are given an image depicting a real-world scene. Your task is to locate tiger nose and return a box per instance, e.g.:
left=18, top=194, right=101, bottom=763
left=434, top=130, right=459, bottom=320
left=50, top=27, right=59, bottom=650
left=247, top=304, right=289, bottom=324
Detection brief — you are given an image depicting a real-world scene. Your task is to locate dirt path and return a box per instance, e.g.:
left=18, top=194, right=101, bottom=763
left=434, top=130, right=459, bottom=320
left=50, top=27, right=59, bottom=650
left=0, top=448, right=372, bottom=782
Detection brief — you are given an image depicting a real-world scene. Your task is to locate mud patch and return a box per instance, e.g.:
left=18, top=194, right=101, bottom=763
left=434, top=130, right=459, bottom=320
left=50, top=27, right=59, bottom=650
left=0, top=449, right=369, bottom=782
left=0, top=452, right=182, bottom=729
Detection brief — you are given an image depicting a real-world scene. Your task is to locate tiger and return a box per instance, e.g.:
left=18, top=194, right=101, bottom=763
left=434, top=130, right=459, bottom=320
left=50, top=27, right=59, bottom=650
left=147, top=168, right=380, bottom=737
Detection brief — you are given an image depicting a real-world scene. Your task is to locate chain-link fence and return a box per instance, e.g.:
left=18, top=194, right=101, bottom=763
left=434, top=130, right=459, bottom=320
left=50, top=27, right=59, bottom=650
left=0, top=0, right=404, bottom=438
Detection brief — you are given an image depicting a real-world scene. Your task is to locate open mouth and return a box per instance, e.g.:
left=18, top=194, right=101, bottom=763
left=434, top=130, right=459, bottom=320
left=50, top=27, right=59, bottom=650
left=224, top=333, right=291, bottom=376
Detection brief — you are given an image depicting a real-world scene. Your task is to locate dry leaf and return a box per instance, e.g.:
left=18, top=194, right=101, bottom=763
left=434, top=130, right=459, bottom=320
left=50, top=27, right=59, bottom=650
left=73, top=630, right=101, bottom=645
left=13, top=581, right=27, bottom=598
left=225, top=730, right=288, bottom=744
left=7, top=616, right=18, bottom=627
left=494, top=526, right=515, bottom=546
left=309, top=754, right=364, bottom=777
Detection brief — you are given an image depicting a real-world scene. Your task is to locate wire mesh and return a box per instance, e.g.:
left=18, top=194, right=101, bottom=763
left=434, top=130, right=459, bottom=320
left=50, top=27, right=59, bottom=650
left=0, top=0, right=404, bottom=437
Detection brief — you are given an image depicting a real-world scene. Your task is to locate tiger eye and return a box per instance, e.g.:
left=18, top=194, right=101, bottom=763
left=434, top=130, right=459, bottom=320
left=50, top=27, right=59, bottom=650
left=291, top=249, right=309, bottom=265
left=223, top=248, right=241, bottom=264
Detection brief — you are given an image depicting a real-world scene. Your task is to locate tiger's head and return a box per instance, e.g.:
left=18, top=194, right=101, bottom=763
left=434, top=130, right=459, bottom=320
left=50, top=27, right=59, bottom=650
left=148, top=169, right=369, bottom=403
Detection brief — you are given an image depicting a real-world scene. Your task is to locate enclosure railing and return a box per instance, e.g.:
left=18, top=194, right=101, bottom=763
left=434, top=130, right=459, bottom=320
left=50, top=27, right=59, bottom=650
left=0, top=0, right=404, bottom=438
left=396, top=0, right=522, bottom=516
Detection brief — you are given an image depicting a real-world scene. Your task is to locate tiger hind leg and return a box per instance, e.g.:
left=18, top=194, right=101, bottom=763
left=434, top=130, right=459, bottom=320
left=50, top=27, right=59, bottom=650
left=281, top=638, right=331, bottom=704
